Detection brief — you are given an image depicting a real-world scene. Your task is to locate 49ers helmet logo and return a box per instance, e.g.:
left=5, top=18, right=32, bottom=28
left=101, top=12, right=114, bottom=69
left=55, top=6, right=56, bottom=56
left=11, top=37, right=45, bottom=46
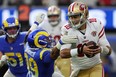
left=80, top=4, right=86, bottom=11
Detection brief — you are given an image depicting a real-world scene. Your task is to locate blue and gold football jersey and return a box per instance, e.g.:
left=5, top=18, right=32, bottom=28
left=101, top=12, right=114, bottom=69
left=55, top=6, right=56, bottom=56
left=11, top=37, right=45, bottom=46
left=25, top=47, right=55, bottom=77
left=0, top=32, right=28, bottom=77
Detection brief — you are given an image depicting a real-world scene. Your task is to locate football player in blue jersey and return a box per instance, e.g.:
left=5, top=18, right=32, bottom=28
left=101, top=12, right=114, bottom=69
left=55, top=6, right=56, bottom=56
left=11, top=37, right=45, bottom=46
left=0, top=17, right=28, bottom=77
left=0, top=13, right=45, bottom=77
left=25, top=29, right=59, bottom=77
left=25, top=29, right=78, bottom=77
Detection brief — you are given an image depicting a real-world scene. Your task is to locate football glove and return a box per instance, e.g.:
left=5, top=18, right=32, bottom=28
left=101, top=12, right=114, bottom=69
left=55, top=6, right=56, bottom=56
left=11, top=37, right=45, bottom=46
left=60, top=35, right=78, bottom=44
left=29, top=13, right=45, bottom=31
left=0, top=55, right=8, bottom=66
left=56, top=35, right=78, bottom=49
left=35, top=13, right=45, bottom=24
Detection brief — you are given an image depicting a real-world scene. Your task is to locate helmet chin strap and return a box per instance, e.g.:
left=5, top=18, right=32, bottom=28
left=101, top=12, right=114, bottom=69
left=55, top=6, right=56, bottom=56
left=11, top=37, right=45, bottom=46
left=6, top=32, right=18, bottom=38
left=75, top=19, right=87, bottom=29
left=6, top=29, right=20, bottom=38
left=49, top=15, right=61, bottom=26
left=69, top=17, right=87, bottom=30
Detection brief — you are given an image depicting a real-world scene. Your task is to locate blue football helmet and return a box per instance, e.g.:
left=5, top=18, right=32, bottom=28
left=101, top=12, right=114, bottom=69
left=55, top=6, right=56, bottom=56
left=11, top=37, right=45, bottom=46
left=2, top=17, right=20, bottom=38
left=27, top=29, right=52, bottom=48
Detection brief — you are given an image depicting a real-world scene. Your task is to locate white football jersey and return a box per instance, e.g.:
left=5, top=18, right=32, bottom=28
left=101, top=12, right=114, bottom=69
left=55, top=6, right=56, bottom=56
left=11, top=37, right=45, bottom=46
left=39, top=19, right=68, bottom=43
left=61, top=18, right=110, bottom=70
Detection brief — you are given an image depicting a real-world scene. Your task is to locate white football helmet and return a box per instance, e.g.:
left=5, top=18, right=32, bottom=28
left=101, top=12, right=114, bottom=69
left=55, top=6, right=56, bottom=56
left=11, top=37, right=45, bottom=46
left=68, top=1, right=89, bottom=29
left=47, top=5, right=61, bottom=26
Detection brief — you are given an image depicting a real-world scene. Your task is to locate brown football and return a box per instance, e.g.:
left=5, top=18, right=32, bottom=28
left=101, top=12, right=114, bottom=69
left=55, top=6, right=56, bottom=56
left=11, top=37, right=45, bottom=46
left=86, top=41, right=98, bottom=49
left=85, top=41, right=99, bottom=58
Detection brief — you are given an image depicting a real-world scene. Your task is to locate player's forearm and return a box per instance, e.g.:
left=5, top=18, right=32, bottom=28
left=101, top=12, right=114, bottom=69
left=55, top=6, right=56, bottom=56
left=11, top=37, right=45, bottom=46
left=60, top=49, right=72, bottom=58
left=101, top=45, right=112, bottom=56
left=50, top=47, right=60, bottom=60
left=99, top=33, right=112, bottom=56
left=0, top=51, right=3, bottom=59
left=29, top=13, right=45, bottom=31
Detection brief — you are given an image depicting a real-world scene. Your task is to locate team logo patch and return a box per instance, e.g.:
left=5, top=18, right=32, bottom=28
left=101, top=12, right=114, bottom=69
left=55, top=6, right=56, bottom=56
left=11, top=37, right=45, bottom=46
left=91, top=31, right=97, bottom=37
left=80, top=4, right=86, bottom=11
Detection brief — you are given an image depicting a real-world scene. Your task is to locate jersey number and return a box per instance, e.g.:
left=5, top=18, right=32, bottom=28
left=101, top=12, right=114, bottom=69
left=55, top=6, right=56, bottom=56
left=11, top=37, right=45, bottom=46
left=25, top=53, right=38, bottom=77
left=89, top=18, right=97, bottom=23
left=5, top=52, right=23, bottom=67
left=64, top=25, right=71, bottom=29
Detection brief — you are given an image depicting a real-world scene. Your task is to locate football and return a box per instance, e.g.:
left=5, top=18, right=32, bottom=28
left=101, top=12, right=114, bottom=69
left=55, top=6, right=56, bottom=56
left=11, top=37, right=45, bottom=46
left=86, top=41, right=98, bottom=49
left=85, top=41, right=99, bottom=58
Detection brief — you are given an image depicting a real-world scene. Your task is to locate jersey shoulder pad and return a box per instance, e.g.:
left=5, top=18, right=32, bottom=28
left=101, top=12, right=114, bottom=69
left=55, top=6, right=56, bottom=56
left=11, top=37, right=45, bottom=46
left=20, top=32, right=27, bottom=35
left=0, top=35, right=5, bottom=38
left=62, top=23, right=71, bottom=30
left=19, top=32, right=27, bottom=39
left=61, top=23, right=71, bottom=35
left=0, top=35, right=5, bottom=42
left=40, top=48, right=51, bottom=60
left=88, top=18, right=97, bottom=23
left=88, top=18, right=103, bottom=27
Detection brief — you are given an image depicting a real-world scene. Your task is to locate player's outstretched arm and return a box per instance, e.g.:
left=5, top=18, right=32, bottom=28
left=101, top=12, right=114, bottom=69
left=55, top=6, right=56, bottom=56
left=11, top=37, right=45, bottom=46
left=51, top=35, right=78, bottom=59
left=29, top=13, right=45, bottom=31
left=50, top=47, right=60, bottom=60
left=24, top=13, right=45, bottom=44
left=56, top=35, right=78, bottom=49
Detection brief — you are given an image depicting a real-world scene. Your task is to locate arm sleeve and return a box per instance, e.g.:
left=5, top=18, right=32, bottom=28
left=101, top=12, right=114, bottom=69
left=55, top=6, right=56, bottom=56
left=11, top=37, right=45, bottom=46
left=96, top=19, right=110, bottom=47
left=60, top=24, right=73, bottom=50
left=61, top=24, right=69, bottom=35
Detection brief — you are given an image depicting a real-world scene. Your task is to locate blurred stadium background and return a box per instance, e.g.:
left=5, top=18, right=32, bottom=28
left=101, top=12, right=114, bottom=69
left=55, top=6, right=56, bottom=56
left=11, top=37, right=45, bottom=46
left=0, top=0, right=116, bottom=77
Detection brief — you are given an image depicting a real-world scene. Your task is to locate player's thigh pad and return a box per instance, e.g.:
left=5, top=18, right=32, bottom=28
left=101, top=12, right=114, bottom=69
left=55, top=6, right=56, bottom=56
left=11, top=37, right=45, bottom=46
left=90, top=63, right=104, bottom=77
left=77, top=63, right=103, bottom=77
left=55, top=57, right=71, bottom=77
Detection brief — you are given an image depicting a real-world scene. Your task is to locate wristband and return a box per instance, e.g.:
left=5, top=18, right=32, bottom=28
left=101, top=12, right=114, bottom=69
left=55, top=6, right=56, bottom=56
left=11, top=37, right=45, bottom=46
left=70, top=49, right=78, bottom=57
left=29, top=24, right=38, bottom=31
left=55, top=40, right=65, bottom=50
left=59, top=40, right=64, bottom=45
left=80, top=43, right=87, bottom=54
left=55, top=42, right=61, bottom=50
left=34, top=21, right=39, bottom=26
left=100, top=46, right=110, bottom=55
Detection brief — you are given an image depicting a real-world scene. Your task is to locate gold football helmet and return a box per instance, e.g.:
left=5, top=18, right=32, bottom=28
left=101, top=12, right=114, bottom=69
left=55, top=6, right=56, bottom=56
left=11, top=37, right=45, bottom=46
left=68, top=2, right=89, bottom=29
left=47, top=5, right=61, bottom=26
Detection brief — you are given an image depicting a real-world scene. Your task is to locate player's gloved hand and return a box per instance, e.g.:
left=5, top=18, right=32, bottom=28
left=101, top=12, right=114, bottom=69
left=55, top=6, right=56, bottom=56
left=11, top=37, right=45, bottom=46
left=56, top=35, right=78, bottom=49
left=60, top=35, right=78, bottom=44
left=0, top=55, right=8, bottom=66
left=34, top=13, right=45, bottom=25
left=30, top=13, right=45, bottom=31
left=1, top=55, right=8, bottom=61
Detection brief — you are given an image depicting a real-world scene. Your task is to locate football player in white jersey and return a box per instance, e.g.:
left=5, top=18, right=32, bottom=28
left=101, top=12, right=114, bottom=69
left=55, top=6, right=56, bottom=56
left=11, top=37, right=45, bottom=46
left=60, top=1, right=112, bottom=77
left=39, top=6, right=70, bottom=77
